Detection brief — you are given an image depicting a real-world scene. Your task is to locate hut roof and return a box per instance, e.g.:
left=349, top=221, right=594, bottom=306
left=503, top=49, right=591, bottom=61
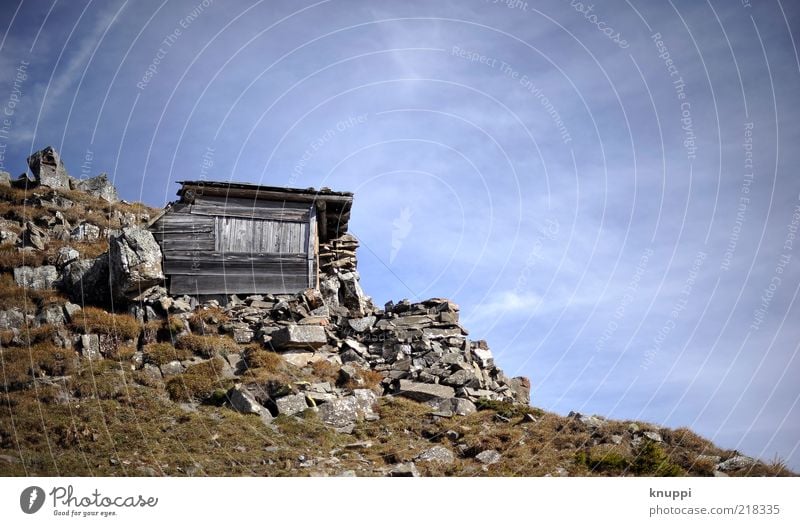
left=176, top=180, right=353, bottom=240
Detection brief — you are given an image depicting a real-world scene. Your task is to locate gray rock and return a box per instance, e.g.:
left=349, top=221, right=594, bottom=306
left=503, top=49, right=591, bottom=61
left=442, top=369, right=480, bottom=388
left=347, top=316, right=376, bottom=332
left=507, top=376, right=531, bottom=405
left=170, top=298, right=192, bottom=313
left=0, top=309, right=25, bottom=330
left=416, top=445, right=455, bottom=464
left=427, top=397, right=477, bottom=417
left=274, top=393, right=309, bottom=416
left=22, top=221, right=48, bottom=250
left=0, top=228, right=18, bottom=246
left=0, top=171, right=10, bottom=187
left=388, top=462, right=419, bottom=477
left=643, top=431, right=663, bottom=442
left=338, top=271, right=370, bottom=316
left=61, top=257, right=110, bottom=304
left=70, top=223, right=101, bottom=242
left=37, top=304, right=66, bottom=326
left=319, top=275, right=341, bottom=310
left=109, top=227, right=164, bottom=297
left=472, top=346, right=493, bottom=368
left=716, top=455, right=756, bottom=472
left=610, top=434, right=624, bottom=445
left=232, top=327, right=254, bottom=343
left=55, top=246, right=80, bottom=268
left=80, top=334, right=101, bottom=360
left=159, top=360, right=185, bottom=377
left=270, top=324, right=327, bottom=350
left=74, top=173, right=118, bottom=203
left=227, top=385, right=273, bottom=423
left=396, top=379, right=455, bottom=402
left=13, top=265, right=59, bottom=290
left=27, top=146, right=71, bottom=189
left=475, top=449, right=501, bottom=465
left=317, top=389, right=378, bottom=430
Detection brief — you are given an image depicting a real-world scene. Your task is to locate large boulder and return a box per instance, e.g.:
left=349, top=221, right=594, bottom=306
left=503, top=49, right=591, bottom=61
left=13, top=265, right=59, bottom=290
left=27, top=146, right=71, bottom=189
left=108, top=227, right=164, bottom=297
left=61, top=257, right=110, bottom=304
left=21, top=221, right=48, bottom=251
left=270, top=324, right=327, bottom=350
left=74, top=173, right=118, bottom=203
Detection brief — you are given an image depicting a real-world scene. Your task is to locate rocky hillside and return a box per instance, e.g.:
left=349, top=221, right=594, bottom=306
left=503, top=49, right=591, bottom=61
left=0, top=148, right=792, bottom=477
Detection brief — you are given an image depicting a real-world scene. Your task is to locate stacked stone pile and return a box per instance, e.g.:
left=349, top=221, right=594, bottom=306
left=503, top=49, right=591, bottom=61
left=0, top=146, right=530, bottom=435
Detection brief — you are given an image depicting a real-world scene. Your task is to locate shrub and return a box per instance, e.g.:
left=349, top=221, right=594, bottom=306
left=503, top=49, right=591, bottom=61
left=71, top=306, right=141, bottom=340
left=165, top=357, right=229, bottom=402
left=632, top=440, right=685, bottom=476
left=176, top=334, right=238, bottom=358
left=143, top=343, right=191, bottom=366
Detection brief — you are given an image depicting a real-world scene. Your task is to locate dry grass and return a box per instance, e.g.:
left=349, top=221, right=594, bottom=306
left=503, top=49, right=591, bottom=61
left=0, top=272, right=69, bottom=313
left=70, top=306, right=141, bottom=341
left=0, top=343, right=77, bottom=390
left=176, top=334, right=239, bottom=359
left=188, top=307, right=229, bottom=332
left=143, top=343, right=191, bottom=366
left=165, top=357, right=230, bottom=402
left=241, top=345, right=282, bottom=372
left=310, top=360, right=341, bottom=384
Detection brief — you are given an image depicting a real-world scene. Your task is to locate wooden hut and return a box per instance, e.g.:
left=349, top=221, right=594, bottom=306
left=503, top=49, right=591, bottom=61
left=149, top=181, right=353, bottom=296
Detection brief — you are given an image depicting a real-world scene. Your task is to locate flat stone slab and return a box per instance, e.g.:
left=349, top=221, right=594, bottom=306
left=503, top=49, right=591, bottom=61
left=270, top=325, right=327, bottom=350
left=396, top=379, right=455, bottom=402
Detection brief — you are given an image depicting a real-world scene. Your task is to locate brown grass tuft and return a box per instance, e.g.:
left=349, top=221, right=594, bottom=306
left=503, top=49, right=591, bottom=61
left=176, top=334, right=239, bottom=358
left=165, top=357, right=230, bottom=402
left=143, top=343, right=191, bottom=366
left=71, top=306, right=141, bottom=340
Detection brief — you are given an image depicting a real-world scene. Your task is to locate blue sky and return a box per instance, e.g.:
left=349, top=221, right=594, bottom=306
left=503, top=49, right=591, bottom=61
left=1, top=0, right=799, bottom=469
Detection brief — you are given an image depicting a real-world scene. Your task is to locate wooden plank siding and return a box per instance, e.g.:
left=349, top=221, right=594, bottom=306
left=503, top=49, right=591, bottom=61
left=189, top=196, right=310, bottom=222
left=150, top=200, right=316, bottom=296
left=215, top=217, right=308, bottom=254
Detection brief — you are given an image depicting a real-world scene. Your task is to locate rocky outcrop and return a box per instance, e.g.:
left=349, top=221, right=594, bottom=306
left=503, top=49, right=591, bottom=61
left=74, top=173, right=118, bottom=203
left=27, top=146, right=71, bottom=189
left=62, top=257, right=110, bottom=305
left=108, top=227, right=164, bottom=297
left=13, top=265, right=59, bottom=290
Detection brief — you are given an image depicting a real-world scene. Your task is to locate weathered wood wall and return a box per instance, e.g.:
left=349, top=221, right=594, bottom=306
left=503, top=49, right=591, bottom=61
left=150, top=197, right=315, bottom=296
